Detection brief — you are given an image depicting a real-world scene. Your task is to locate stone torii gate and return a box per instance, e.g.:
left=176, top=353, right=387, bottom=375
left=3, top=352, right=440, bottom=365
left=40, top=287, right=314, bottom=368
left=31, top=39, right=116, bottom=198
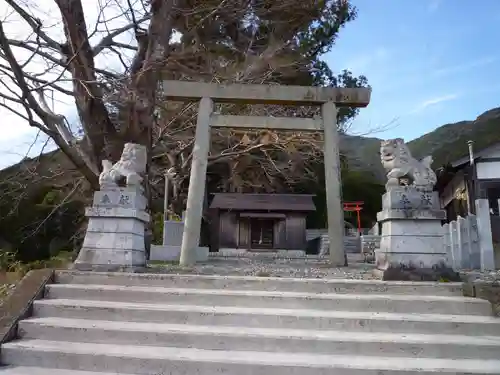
left=161, top=80, right=371, bottom=266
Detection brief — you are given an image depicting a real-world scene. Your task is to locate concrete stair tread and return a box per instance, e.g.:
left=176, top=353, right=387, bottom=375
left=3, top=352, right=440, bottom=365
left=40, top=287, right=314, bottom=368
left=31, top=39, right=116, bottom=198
left=22, top=317, right=500, bottom=346
left=34, top=298, right=500, bottom=324
left=46, top=283, right=484, bottom=303
left=56, top=270, right=464, bottom=288
left=56, top=271, right=463, bottom=286
left=5, top=272, right=500, bottom=373
left=0, top=367, right=123, bottom=375
left=4, top=339, right=500, bottom=373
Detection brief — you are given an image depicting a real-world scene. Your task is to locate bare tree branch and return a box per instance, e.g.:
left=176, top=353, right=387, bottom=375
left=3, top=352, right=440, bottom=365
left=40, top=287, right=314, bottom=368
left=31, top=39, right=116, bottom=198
left=92, top=15, right=150, bottom=56
left=4, top=0, right=61, bottom=51
left=0, top=12, right=100, bottom=186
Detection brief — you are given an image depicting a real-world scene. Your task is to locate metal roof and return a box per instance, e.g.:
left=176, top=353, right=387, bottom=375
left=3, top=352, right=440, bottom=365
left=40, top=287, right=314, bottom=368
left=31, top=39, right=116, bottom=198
left=450, top=142, right=500, bottom=168
left=210, top=193, right=316, bottom=211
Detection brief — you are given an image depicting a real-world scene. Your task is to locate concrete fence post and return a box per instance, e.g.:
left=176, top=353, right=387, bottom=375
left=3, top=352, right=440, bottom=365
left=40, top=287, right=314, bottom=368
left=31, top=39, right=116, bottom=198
left=475, top=199, right=496, bottom=271
left=468, top=214, right=481, bottom=269
left=449, top=220, right=460, bottom=269
left=457, top=216, right=470, bottom=268
left=442, top=223, right=451, bottom=266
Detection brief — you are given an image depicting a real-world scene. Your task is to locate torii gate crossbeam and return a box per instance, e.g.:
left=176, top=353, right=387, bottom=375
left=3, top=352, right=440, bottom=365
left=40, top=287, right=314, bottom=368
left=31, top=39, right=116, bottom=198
left=161, top=80, right=371, bottom=266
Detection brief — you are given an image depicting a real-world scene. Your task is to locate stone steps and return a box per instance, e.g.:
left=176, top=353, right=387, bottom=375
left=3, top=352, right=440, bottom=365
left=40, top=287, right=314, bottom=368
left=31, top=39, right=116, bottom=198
left=2, top=270, right=500, bottom=374
left=18, top=317, right=500, bottom=359
left=0, top=368, right=118, bottom=375
left=55, top=270, right=464, bottom=296
left=44, top=283, right=491, bottom=315
left=31, top=298, right=500, bottom=335
left=3, top=340, right=500, bottom=375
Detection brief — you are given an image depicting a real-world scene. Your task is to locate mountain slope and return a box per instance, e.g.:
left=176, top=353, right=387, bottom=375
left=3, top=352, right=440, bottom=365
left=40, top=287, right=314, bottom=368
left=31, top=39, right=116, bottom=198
left=2, top=107, right=500, bottom=188
left=342, top=106, right=500, bottom=181
left=340, top=134, right=384, bottom=180
left=408, top=107, right=500, bottom=168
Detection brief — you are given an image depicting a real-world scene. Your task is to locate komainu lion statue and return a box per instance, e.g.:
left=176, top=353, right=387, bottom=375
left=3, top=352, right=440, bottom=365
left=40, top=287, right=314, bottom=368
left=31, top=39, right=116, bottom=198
left=98, top=143, right=147, bottom=189
left=380, top=138, right=437, bottom=191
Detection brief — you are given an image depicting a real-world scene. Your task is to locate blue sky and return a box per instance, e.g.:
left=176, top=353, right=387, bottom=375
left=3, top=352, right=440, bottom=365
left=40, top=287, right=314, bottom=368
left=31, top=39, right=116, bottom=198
left=326, top=0, right=500, bottom=140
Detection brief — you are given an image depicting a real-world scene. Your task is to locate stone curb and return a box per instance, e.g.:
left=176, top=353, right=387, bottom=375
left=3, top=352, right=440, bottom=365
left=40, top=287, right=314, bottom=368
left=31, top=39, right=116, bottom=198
left=0, top=269, right=54, bottom=344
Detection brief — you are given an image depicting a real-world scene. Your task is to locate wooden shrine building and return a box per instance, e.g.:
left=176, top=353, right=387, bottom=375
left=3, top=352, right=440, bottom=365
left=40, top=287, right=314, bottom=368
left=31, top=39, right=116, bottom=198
left=209, top=193, right=316, bottom=252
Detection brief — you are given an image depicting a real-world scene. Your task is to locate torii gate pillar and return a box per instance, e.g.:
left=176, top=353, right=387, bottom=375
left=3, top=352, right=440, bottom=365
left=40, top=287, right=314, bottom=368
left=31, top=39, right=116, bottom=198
left=161, top=80, right=371, bottom=266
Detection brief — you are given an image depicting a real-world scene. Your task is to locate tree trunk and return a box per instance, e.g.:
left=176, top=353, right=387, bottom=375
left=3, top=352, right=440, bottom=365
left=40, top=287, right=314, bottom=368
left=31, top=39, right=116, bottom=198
left=54, top=0, right=121, bottom=166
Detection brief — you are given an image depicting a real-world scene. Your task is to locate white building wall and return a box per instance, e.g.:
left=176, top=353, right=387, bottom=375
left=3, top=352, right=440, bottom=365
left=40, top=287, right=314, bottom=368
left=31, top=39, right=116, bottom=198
left=476, top=160, right=500, bottom=180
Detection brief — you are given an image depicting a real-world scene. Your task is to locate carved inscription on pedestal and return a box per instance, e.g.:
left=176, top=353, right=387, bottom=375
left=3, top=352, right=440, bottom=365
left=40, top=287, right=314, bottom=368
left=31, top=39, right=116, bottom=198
left=101, top=194, right=111, bottom=204
left=119, top=194, right=131, bottom=206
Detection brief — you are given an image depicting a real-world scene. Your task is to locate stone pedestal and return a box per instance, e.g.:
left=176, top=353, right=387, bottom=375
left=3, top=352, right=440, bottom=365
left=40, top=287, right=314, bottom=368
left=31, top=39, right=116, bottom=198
left=374, top=187, right=460, bottom=281
left=74, top=188, right=150, bottom=271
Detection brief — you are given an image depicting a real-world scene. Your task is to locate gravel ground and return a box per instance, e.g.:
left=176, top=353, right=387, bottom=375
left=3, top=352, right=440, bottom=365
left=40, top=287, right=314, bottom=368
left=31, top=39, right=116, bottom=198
left=148, top=253, right=379, bottom=279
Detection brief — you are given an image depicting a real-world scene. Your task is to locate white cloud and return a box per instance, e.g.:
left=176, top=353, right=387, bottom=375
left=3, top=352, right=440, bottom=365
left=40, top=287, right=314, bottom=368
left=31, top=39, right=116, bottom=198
left=428, top=0, right=442, bottom=13
left=410, top=93, right=460, bottom=114
left=433, top=57, right=496, bottom=77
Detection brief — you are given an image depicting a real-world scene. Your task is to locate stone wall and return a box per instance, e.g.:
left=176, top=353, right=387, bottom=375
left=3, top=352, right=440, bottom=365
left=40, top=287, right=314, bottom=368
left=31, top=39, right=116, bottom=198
left=306, top=229, right=327, bottom=241
left=344, top=236, right=362, bottom=253
left=311, top=234, right=361, bottom=256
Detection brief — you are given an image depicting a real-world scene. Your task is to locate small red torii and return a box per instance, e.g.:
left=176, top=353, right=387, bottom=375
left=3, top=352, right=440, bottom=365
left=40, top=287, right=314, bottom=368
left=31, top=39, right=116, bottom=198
left=343, top=201, right=364, bottom=234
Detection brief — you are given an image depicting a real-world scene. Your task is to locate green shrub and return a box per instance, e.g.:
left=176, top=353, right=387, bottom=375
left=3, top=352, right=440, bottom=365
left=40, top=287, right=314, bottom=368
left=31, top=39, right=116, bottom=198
left=0, top=251, right=21, bottom=272
left=0, top=185, right=85, bottom=263
left=152, top=213, right=164, bottom=245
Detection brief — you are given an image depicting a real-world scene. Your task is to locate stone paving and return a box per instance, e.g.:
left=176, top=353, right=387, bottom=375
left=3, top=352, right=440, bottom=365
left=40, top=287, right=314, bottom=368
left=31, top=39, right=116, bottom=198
left=147, top=253, right=379, bottom=279
left=146, top=251, right=500, bottom=283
